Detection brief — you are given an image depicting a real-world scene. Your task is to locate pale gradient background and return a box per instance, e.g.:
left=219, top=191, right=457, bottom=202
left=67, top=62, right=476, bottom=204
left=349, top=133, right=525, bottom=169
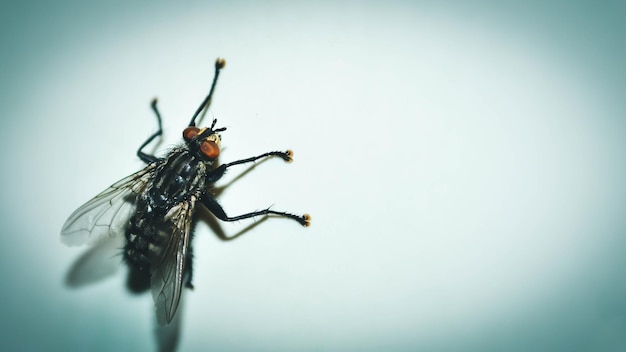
left=1, top=1, right=625, bottom=351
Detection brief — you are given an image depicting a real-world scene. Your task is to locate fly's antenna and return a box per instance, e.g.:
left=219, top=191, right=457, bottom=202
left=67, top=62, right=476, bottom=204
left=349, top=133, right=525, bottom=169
left=189, top=58, right=226, bottom=127
left=210, top=118, right=227, bottom=133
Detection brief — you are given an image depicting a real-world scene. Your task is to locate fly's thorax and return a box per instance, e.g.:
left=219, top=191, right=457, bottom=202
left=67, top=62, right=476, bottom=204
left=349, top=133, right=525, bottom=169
left=148, top=148, right=209, bottom=209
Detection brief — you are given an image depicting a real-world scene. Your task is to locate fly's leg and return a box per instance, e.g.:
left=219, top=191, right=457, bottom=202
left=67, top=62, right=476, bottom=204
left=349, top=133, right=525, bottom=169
left=137, top=98, right=164, bottom=164
left=225, top=150, right=294, bottom=167
left=204, top=149, right=310, bottom=226
left=206, top=150, right=294, bottom=183
left=203, top=196, right=311, bottom=227
left=184, top=245, right=194, bottom=289
left=137, top=57, right=225, bottom=163
left=188, top=58, right=226, bottom=127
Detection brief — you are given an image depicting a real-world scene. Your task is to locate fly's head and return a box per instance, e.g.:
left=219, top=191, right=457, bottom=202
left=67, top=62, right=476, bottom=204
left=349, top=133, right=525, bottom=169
left=182, top=120, right=226, bottom=163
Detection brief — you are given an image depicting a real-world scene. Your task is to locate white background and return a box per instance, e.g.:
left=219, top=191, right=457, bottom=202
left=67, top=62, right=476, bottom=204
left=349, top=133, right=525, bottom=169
left=1, top=1, right=625, bottom=351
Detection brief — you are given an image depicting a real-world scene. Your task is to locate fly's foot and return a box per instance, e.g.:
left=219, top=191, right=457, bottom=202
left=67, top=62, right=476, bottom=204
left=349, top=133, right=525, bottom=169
left=301, top=213, right=311, bottom=227
left=283, top=149, right=294, bottom=163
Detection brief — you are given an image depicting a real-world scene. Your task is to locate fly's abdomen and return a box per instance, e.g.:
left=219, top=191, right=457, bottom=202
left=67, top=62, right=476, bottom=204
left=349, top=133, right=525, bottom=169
left=124, top=200, right=163, bottom=270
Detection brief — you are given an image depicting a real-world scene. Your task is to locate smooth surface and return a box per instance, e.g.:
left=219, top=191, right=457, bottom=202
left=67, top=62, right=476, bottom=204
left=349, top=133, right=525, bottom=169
left=1, top=1, right=625, bottom=351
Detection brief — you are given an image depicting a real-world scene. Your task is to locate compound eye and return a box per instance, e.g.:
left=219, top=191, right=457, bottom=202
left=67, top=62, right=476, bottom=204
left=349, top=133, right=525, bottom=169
left=183, top=127, right=200, bottom=141
left=200, top=140, right=220, bottom=159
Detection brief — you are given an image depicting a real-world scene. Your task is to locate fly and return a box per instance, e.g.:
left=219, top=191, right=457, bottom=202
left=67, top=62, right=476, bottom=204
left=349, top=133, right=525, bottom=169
left=61, top=58, right=310, bottom=325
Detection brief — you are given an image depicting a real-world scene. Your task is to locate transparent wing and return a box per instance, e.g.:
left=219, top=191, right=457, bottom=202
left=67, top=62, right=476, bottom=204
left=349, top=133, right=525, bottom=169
left=155, top=285, right=186, bottom=350
left=61, top=165, right=156, bottom=246
left=151, top=200, right=195, bottom=325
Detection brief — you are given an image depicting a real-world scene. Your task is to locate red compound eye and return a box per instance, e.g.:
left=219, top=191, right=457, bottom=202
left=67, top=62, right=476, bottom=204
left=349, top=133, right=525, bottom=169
left=200, top=140, right=220, bottom=159
left=183, top=127, right=200, bottom=141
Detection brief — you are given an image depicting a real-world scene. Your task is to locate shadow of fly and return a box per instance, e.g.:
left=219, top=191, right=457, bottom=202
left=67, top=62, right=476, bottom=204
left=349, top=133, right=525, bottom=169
left=61, top=58, right=310, bottom=326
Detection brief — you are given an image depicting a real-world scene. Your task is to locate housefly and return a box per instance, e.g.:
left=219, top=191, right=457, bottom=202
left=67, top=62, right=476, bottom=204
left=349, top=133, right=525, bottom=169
left=61, top=58, right=310, bottom=325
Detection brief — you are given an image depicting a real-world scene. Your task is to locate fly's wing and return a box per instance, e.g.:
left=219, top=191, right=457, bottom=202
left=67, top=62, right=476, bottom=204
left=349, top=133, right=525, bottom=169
left=155, top=286, right=186, bottom=350
left=151, top=199, right=195, bottom=325
left=61, top=165, right=156, bottom=246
